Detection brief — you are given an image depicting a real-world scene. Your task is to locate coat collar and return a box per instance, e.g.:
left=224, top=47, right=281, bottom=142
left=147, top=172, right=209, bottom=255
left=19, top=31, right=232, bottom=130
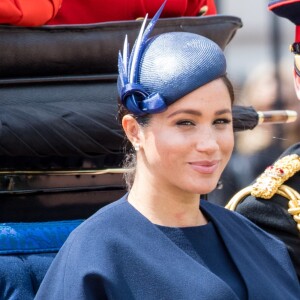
left=116, top=195, right=299, bottom=298
left=200, top=200, right=300, bottom=298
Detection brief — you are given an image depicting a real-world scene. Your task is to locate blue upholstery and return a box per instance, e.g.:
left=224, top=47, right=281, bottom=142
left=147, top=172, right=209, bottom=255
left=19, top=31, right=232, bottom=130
left=0, top=220, right=83, bottom=254
left=0, top=220, right=83, bottom=299
left=0, top=253, right=56, bottom=300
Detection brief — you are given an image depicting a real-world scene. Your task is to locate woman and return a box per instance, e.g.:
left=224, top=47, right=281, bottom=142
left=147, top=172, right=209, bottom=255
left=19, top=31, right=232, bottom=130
left=35, top=4, right=300, bottom=299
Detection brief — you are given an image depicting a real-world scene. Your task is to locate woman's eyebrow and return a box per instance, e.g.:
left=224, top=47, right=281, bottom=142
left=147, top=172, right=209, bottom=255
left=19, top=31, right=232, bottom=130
left=167, top=109, right=201, bottom=118
left=167, top=108, right=231, bottom=118
left=215, top=108, right=232, bottom=115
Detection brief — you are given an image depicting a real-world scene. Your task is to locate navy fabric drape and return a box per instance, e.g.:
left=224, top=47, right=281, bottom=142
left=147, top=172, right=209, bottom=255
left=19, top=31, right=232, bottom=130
left=35, top=197, right=300, bottom=299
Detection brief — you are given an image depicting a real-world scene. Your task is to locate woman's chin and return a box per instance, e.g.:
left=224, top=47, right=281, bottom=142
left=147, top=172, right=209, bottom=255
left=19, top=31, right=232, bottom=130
left=188, top=185, right=218, bottom=196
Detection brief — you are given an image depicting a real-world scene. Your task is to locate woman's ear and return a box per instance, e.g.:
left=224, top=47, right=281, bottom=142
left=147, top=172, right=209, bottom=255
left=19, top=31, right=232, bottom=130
left=122, top=115, right=140, bottom=146
left=293, top=70, right=300, bottom=100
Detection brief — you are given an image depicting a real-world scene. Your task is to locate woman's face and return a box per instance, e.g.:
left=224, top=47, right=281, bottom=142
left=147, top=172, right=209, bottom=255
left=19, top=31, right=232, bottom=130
left=138, top=78, right=234, bottom=196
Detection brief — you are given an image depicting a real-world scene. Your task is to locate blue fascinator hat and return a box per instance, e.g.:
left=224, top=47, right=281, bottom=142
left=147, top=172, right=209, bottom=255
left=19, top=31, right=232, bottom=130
left=117, top=2, right=227, bottom=116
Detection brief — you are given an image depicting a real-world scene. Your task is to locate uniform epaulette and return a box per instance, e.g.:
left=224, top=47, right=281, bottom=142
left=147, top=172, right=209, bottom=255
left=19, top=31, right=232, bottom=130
left=225, top=154, right=300, bottom=232
left=251, top=154, right=300, bottom=199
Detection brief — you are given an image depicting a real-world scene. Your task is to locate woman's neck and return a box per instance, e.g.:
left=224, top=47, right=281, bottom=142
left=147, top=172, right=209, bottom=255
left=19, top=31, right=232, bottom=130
left=128, top=179, right=208, bottom=227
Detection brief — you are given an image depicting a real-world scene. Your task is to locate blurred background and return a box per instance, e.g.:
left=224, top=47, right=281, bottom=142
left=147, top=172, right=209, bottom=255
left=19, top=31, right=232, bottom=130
left=208, top=1, right=300, bottom=204
left=218, top=1, right=294, bottom=86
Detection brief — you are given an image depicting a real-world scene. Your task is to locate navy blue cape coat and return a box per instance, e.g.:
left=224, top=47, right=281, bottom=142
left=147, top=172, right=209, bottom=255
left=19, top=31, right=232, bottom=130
left=35, top=196, right=300, bottom=299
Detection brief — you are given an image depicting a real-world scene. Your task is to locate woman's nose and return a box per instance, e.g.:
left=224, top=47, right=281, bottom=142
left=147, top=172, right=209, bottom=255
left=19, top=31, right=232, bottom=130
left=195, top=127, right=219, bottom=153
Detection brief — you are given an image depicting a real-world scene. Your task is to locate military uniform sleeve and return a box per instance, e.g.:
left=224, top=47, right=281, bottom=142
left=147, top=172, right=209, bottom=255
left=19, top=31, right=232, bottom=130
left=227, top=143, right=300, bottom=280
left=0, top=0, right=62, bottom=26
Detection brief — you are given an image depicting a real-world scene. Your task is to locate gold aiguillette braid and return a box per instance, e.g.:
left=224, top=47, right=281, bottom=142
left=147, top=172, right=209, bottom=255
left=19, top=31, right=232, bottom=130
left=226, top=154, right=300, bottom=232
left=251, top=154, right=300, bottom=199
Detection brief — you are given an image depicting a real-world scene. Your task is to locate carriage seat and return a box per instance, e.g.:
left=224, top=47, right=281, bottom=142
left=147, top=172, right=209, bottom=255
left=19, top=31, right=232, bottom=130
left=0, top=220, right=83, bottom=299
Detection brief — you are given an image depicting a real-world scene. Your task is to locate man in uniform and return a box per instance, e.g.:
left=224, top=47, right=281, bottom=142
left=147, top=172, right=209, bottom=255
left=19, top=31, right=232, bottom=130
left=227, top=0, right=300, bottom=281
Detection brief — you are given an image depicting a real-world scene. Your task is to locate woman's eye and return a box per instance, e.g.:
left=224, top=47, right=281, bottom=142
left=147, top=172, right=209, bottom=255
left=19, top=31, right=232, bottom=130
left=213, top=118, right=232, bottom=126
left=176, top=120, right=195, bottom=126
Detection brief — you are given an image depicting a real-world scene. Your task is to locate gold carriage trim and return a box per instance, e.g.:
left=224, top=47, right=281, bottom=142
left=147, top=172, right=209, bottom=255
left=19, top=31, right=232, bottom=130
left=251, top=154, right=300, bottom=199
left=225, top=184, right=300, bottom=232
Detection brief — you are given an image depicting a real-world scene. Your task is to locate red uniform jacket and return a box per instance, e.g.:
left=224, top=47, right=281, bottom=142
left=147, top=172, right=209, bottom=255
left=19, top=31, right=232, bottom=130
left=0, top=0, right=62, bottom=26
left=0, top=0, right=216, bottom=26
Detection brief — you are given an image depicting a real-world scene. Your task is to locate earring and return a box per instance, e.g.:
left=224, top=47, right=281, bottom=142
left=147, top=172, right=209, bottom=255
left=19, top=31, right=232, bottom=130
left=134, top=144, right=140, bottom=151
left=216, top=180, right=223, bottom=190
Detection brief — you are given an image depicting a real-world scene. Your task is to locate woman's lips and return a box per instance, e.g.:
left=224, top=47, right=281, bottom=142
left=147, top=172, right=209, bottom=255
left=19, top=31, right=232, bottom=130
left=188, top=160, right=219, bottom=174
